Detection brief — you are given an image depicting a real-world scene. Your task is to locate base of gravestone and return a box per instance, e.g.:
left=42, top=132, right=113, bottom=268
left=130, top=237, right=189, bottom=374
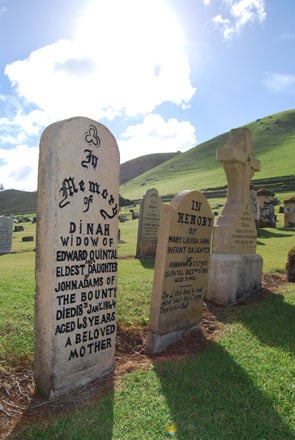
left=206, top=253, right=263, bottom=306
left=146, top=324, right=200, bottom=355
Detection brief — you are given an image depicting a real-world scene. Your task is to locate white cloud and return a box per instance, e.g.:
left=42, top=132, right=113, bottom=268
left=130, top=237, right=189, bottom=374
left=0, top=144, right=39, bottom=191
left=2, top=0, right=197, bottom=191
left=118, top=113, right=196, bottom=163
left=264, top=73, right=295, bottom=93
left=5, top=0, right=195, bottom=122
left=0, top=106, right=49, bottom=144
left=212, top=0, right=266, bottom=40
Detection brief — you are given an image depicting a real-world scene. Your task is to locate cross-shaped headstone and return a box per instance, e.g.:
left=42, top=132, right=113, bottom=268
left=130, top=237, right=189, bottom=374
left=217, top=127, right=260, bottom=207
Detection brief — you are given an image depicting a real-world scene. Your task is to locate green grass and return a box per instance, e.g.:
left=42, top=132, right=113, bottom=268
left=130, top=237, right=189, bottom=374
left=1, top=208, right=295, bottom=439
left=120, top=109, right=295, bottom=200
left=10, top=287, right=295, bottom=439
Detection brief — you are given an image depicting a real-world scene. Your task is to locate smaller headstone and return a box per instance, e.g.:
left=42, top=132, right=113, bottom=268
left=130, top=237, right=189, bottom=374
left=0, top=216, right=13, bottom=255
left=136, top=188, right=161, bottom=258
left=146, top=190, right=214, bottom=354
left=283, top=197, right=295, bottom=228
left=257, top=188, right=276, bottom=228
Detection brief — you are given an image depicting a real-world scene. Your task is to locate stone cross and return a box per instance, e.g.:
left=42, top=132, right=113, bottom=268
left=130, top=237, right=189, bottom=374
left=217, top=127, right=260, bottom=207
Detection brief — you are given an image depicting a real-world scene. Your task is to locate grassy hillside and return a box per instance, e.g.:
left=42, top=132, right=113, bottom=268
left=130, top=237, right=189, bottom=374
left=0, top=189, right=37, bottom=215
left=120, top=109, right=295, bottom=201
left=120, top=152, right=180, bottom=184
left=1, top=109, right=294, bottom=213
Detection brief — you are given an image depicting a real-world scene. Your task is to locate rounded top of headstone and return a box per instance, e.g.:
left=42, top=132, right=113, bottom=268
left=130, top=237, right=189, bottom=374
left=284, top=196, right=295, bottom=204
left=257, top=187, right=274, bottom=196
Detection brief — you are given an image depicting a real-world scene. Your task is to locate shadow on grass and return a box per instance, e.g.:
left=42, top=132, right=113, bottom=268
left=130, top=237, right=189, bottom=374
left=226, top=291, right=295, bottom=353
left=257, top=228, right=294, bottom=239
left=154, top=341, right=294, bottom=439
left=154, top=289, right=295, bottom=439
left=137, top=257, right=155, bottom=269
left=10, top=377, right=115, bottom=440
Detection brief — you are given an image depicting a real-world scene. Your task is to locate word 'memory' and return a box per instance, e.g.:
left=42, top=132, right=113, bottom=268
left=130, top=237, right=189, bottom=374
left=177, top=212, right=213, bottom=227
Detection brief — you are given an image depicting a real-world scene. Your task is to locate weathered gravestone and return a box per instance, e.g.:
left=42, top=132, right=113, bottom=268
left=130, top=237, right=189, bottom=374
left=206, top=127, right=263, bottom=305
left=257, top=187, right=276, bottom=228
left=35, top=117, right=119, bottom=397
left=146, top=190, right=214, bottom=354
left=0, top=215, right=13, bottom=254
left=136, top=188, right=161, bottom=258
left=283, top=196, right=295, bottom=228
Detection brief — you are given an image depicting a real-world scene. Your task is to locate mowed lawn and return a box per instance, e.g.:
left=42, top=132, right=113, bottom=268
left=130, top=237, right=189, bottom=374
left=0, top=207, right=295, bottom=439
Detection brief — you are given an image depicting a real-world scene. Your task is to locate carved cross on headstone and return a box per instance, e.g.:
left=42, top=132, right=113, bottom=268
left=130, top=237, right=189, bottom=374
left=217, top=127, right=260, bottom=207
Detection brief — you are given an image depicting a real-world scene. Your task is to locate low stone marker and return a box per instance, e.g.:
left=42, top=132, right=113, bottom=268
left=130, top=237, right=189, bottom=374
left=22, top=236, right=34, bottom=242
left=0, top=215, right=13, bottom=254
left=136, top=188, right=161, bottom=258
left=35, top=117, right=119, bottom=397
left=206, top=127, right=263, bottom=305
left=146, top=190, right=214, bottom=354
left=14, top=225, right=24, bottom=232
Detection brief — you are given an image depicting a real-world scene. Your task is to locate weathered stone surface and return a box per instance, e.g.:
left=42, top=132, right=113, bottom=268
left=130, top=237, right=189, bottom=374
left=136, top=188, right=161, bottom=258
left=207, top=254, right=263, bottom=305
left=283, top=197, right=295, bottom=228
left=35, top=117, right=119, bottom=397
left=207, top=128, right=263, bottom=305
left=257, top=187, right=276, bottom=228
left=146, top=190, right=213, bottom=353
left=0, top=216, right=13, bottom=254
left=212, top=128, right=260, bottom=254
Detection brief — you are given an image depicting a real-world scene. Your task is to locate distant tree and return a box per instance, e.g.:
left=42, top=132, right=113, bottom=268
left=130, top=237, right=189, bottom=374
left=0, top=183, right=4, bottom=191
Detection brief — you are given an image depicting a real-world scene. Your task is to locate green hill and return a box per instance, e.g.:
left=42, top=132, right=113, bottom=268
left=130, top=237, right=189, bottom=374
left=0, top=189, right=37, bottom=215
left=120, top=109, right=295, bottom=201
left=1, top=109, right=294, bottom=214
left=120, top=152, right=180, bottom=184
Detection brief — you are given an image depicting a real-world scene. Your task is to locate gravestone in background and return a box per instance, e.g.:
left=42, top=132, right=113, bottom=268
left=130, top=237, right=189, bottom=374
left=136, top=188, right=161, bottom=258
left=257, top=187, right=276, bottom=228
left=35, top=117, right=119, bottom=397
left=0, top=215, right=13, bottom=254
left=206, top=127, right=263, bottom=305
left=283, top=196, right=295, bottom=228
left=146, top=190, right=214, bottom=354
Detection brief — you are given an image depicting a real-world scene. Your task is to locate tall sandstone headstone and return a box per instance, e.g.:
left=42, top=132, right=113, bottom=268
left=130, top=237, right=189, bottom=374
left=136, top=188, right=161, bottom=258
left=0, top=215, right=13, bottom=255
left=146, top=190, right=214, bottom=354
left=206, top=127, right=263, bottom=305
left=35, top=117, right=119, bottom=397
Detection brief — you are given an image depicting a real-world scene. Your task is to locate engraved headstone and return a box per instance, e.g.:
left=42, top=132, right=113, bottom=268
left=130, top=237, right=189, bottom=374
left=207, top=128, right=263, bottom=305
left=283, top=196, right=295, bottom=228
left=257, top=187, right=276, bottom=228
left=136, top=188, right=161, bottom=258
left=146, top=190, right=214, bottom=354
left=35, top=117, right=119, bottom=397
left=0, top=216, right=13, bottom=254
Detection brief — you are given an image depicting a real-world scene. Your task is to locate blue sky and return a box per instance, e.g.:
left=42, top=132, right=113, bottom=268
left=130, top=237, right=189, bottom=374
left=0, top=0, right=294, bottom=191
